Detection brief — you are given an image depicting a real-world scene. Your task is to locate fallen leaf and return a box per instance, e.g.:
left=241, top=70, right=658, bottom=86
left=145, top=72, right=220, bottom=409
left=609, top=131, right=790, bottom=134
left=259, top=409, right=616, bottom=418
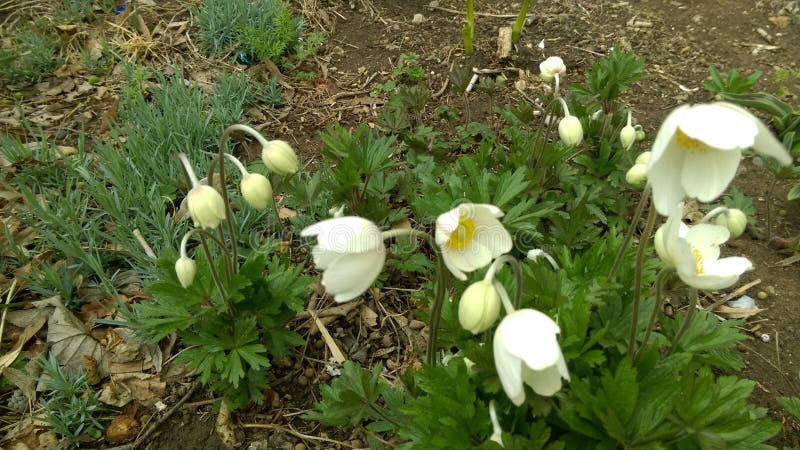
left=278, top=206, right=297, bottom=219
left=0, top=315, right=47, bottom=372
left=360, top=304, right=378, bottom=328
left=45, top=297, right=109, bottom=378
left=715, top=305, right=764, bottom=319
left=106, top=416, right=139, bottom=444
left=99, top=373, right=166, bottom=407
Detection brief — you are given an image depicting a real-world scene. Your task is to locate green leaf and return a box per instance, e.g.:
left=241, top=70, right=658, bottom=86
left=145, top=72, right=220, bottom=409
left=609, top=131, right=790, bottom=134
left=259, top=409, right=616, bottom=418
left=777, top=396, right=800, bottom=420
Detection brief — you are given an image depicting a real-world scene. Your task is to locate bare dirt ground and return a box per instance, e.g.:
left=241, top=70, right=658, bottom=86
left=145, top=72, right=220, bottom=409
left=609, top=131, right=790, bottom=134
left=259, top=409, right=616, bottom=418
left=1, top=0, right=799, bottom=448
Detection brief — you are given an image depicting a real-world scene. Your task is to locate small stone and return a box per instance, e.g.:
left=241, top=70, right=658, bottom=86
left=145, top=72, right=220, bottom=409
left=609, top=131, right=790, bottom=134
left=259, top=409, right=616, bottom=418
left=757, top=291, right=768, bottom=300
left=779, top=209, right=787, bottom=216
left=295, top=444, right=307, bottom=450
left=428, top=0, right=439, bottom=7
left=314, top=339, right=325, bottom=349
left=412, top=13, right=425, bottom=24
left=767, top=285, right=776, bottom=295
left=760, top=333, right=771, bottom=343
left=382, top=334, right=393, bottom=347
left=350, top=440, right=363, bottom=448
left=304, top=367, right=315, bottom=378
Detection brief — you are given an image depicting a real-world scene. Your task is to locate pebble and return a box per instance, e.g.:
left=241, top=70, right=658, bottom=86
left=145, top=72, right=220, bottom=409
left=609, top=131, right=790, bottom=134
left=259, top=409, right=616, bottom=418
left=412, top=13, right=425, bottom=24
left=757, top=291, right=768, bottom=300
left=295, top=445, right=306, bottom=450
left=304, top=367, right=315, bottom=378
left=767, top=285, right=776, bottom=295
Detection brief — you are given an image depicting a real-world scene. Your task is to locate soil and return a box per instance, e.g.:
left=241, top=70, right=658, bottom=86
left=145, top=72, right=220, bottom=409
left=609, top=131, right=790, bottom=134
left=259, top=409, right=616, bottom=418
left=1, top=0, right=800, bottom=448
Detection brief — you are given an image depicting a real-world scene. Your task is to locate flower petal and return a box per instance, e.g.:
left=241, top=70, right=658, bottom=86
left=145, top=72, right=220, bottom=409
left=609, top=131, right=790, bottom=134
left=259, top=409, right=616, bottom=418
left=521, top=363, right=564, bottom=397
left=318, top=249, right=386, bottom=302
left=685, top=223, right=728, bottom=262
left=680, top=148, right=741, bottom=202
left=494, top=329, right=525, bottom=406
left=679, top=104, right=757, bottom=150
left=301, top=216, right=382, bottom=253
left=648, top=143, right=688, bottom=215
left=650, top=104, right=689, bottom=166
left=434, top=207, right=461, bottom=247
left=499, top=310, right=561, bottom=370
left=442, top=243, right=492, bottom=278
left=714, top=102, right=792, bottom=166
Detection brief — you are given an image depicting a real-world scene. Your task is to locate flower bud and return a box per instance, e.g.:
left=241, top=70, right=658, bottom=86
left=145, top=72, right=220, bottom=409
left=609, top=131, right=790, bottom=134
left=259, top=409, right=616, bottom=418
left=175, top=256, right=196, bottom=288
left=558, top=115, right=583, bottom=146
left=458, top=281, right=501, bottom=334
left=713, top=208, right=747, bottom=239
left=262, top=140, right=299, bottom=175
left=539, top=56, right=566, bottom=82
left=620, top=124, right=636, bottom=150
left=636, top=129, right=646, bottom=141
left=187, top=185, right=226, bottom=229
left=653, top=225, right=674, bottom=268
left=635, top=151, right=651, bottom=165
left=625, top=163, right=648, bottom=188
left=240, top=173, right=273, bottom=210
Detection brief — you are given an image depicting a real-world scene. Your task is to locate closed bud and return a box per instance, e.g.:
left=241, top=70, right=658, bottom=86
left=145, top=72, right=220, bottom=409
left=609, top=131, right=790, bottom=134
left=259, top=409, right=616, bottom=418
left=558, top=115, right=583, bottom=146
left=262, top=140, right=299, bottom=175
left=625, top=163, right=648, bottom=188
left=620, top=125, right=636, bottom=149
left=240, top=173, right=273, bottom=210
left=635, top=151, right=651, bottom=165
left=539, top=56, right=566, bottom=82
left=187, top=185, right=226, bottom=229
left=458, top=281, right=501, bottom=334
left=175, top=256, right=196, bottom=288
left=713, top=208, right=747, bottom=239
left=636, top=129, right=646, bottom=141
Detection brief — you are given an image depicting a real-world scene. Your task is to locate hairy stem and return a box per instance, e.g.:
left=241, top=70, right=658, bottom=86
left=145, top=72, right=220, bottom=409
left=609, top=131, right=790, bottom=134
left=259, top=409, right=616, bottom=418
left=633, top=268, right=673, bottom=363
left=668, top=288, right=699, bottom=355
left=609, top=183, right=652, bottom=281
left=628, top=205, right=657, bottom=356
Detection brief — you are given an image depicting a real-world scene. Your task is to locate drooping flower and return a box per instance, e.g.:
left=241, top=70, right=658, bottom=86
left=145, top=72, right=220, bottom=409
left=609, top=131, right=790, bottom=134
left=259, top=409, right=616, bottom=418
left=262, top=139, right=299, bottom=175
left=458, top=280, right=501, bottom=334
left=240, top=173, right=273, bottom=210
left=620, top=111, right=636, bottom=150
left=539, top=56, right=566, bottom=82
left=646, top=102, right=791, bottom=215
left=435, top=203, right=513, bottom=281
left=558, top=115, right=583, bottom=147
left=187, top=185, right=227, bottom=229
left=175, top=256, right=196, bottom=288
left=301, top=217, right=386, bottom=303
left=494, top=309, right=569, bottom=405
left=656, top=203, right=753, bottom=290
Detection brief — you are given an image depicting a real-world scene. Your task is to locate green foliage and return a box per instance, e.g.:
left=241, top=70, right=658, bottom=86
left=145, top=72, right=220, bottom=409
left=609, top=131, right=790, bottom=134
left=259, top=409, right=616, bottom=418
left=392, top=53, right=426, bottom=84
left=717, top=187, right=757, bottom=222
left=572, top=47, right=648, bottom=107
left=37, top=354, right=104, bottom=449
left=0, top=29, right=63, bottom=83
left=704, top=65, right=763, bottom=94
left=128, top=251, right=310, bottom=409
left=777, top=396, right=800, bottom=420
left=195, top=0, right=302, bottom=66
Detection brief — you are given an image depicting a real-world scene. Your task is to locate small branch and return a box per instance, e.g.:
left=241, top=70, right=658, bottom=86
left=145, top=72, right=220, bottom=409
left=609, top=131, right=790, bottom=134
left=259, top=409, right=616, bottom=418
left=132, top=229, right=157, bottom=259
left=425, top=4, right=534, bottom=18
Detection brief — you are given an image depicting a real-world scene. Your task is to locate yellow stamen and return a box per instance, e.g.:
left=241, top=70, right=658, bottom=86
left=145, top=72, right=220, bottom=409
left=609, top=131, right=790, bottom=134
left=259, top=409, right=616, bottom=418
left=449, top=215, right=476, bottom=250
left=690, top=245, right=704, bottom=275
left=675, top=128, right=709, bottom=153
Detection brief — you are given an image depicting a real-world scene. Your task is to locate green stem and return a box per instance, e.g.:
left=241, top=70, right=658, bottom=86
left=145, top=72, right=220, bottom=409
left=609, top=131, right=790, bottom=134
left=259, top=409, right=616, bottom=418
left=484, top=254, right=523, bottom=311
left=628, top=205, right=657, bottom=356
left=633, top=268, right=672, bottom=363
left=668, top=288, right=698, bottom=355
left=216, top=134, right=238, bottom=275
left=199, top=234, right=227, bottom=301
left=608, top=183, right=652, bottom=281
left=462, top=0, right=474, bottom=54
left=511, top=0, right=531, bottom=42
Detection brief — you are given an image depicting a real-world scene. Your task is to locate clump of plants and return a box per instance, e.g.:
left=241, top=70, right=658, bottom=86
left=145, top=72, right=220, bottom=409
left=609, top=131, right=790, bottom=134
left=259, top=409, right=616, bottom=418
left=194, top=0, right=303, bottom=66
left=0, top=29, right=63, bottom=83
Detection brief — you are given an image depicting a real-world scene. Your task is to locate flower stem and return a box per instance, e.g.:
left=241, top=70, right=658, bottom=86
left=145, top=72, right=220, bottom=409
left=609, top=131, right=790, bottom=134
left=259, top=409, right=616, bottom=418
left=199, top=234, right=227, bottom=300
left=215, top=131, right=240, bottom=275
left=608, top=183, right=652, bottom=282
left=484, top=254, right=523, bottom=311
left=511, top=0, right=531, bottom=42
left=633, top=268, right=673, bottom=363
left=627, top=204, right=657, bottom=356
left=668, top=288, right=699, bottom=355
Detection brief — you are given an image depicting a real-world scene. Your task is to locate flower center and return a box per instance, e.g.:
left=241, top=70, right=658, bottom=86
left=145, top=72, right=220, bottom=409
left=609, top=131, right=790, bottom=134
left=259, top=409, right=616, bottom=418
left=675, top=128, right=709, bottom=153
left=690, top=245, right=705, bottom=275
left=449, top=215, right=476, bottom=250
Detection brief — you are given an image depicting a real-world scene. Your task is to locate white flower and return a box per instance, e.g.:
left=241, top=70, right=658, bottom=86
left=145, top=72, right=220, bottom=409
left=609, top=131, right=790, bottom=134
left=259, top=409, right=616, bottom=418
left=435, top=203, right=513, bottom=281
left=625, top=163, right=648, bottom=188
left=620, top=111, right=636, bottom=150
left=301, top=217, right=386, bottom=303
left=494, top=309, right=569, bottom=405
left=539, top=56, right=566, bottom=82
left=712, top=208, right=747, bottom=239
left=240, top=173, right=273, bottom=210
left=187, top=185, right=227, bottom=229
left=558, top=115, right=583, bottom=146
left=262, top=139, right=300, bottom=175
left=635, top=151, right=651, bottom=165
left=647, top=102, right=791, bottom=215
left=656, top=203, right=753, bottom=290
left=175, top=256, right=196, bottom=288
left=458, top=281, right=501, bottom=334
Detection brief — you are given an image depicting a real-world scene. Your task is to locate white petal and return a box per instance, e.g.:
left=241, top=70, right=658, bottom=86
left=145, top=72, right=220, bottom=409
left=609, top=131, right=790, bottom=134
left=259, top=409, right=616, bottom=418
left=499, top=310, right=561, bottom=370
left=678, top=271, right=739, bottom=291
left=680, top=148, right=741, bottom=202
left=311, top=246, right=340, bottom=270
left=714, top=102, right=792, bottom=166
left=474, top=222, right=513, bottom=257
left=679, top=104, right=757, bottom=150
left=494, top=328, right=525, bottom=406
left=647, top=144, right=687, bottom=215
left=434, top=208, right=460, bottom=247
left=685, top=223, right=728, bottom=262
left=319, top=249, right=386, bottom=302
left=650, top=105, right=689, bottom=166
left=302, top=217, right=382, bottom=253
left=442, top=250, right=467, bottom=281
left=460, top=203, right=504, bottom=219
left=704, top=256, right=753, bottom=278
left=521, top=363, right=564, bottom=397
left=443, top=244, right=492, bottom=275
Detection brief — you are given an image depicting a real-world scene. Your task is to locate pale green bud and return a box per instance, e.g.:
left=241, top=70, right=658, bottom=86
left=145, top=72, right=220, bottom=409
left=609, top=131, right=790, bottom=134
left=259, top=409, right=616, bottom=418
left=635, top=151, right=651, bottom=165
left=240, top=173, right=273, bottom=210
left=539, top=56, right=566, bottom=82
left=458, top=281, right=501, bottom=334
left=636, top=129, right=646, bottom=141
left=187, top=185, right=226, bottom=229
left=558, top=115, right=583, bottom=146
left=713, top=208, right=747, bottom=239
left=262, top=140, right=299, bottom=175
left=653, top=225, right=674, bottom=268
left=620, top=124, right=636, bottom=149
left=175, top=256, right=196, bottom=288
left=625, top=163, right=648, bottom=188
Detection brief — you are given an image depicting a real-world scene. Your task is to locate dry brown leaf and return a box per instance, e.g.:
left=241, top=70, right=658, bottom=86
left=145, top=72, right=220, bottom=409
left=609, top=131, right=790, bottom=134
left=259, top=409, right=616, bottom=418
left=105, top=416, right=139, bottom=444
left=0, top=315, right=47, bottom=372
left=360, top=304, right=378, bottom=328
left=44, top=296, right=109, bottom=378
left=715, top=305, right=764, bottom=319
left=2, top=366, right=36, bottom=403
left=99, top=373, right=165, bottom=407
left=278, top=206, right=297, bottom=219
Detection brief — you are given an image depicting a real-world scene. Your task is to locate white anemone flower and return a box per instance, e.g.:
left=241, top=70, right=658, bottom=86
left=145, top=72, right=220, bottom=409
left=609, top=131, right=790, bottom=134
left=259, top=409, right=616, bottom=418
left=647, top=102, right=791, bottom=215
left=435, top=203, right=513, bottom=281
left=301, top=217, right=386, bottom=303
left=494, top=309, right=569, bottom=405
left=656, top=203, right=753, bottom=290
